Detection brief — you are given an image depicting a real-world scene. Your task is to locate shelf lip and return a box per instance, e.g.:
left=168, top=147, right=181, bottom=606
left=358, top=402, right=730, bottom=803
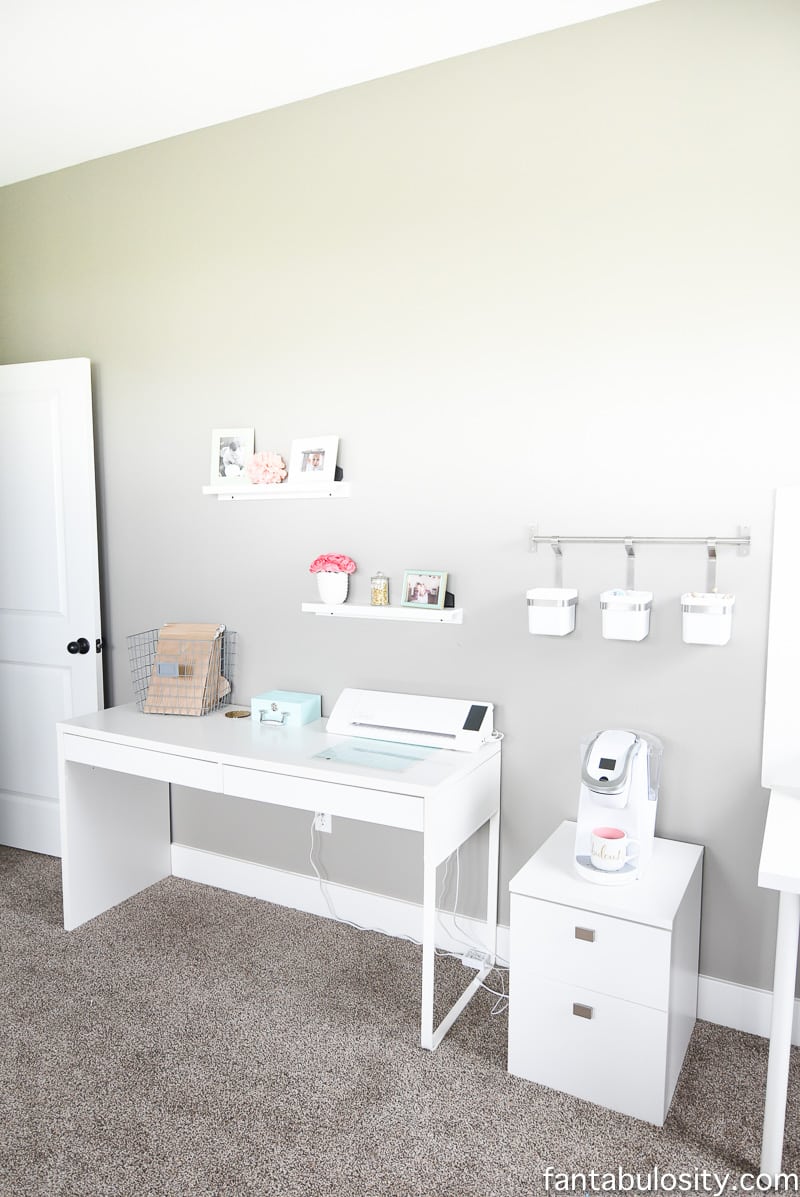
left=202, top=482, right=350, bottom=500
left=301, top=603, right=463, bottom=624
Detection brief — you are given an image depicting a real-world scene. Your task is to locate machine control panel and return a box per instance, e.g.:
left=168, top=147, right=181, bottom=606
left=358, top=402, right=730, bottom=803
left=463, top=704, right=489, bottom=732
left=582, top=730, right=639, bottom=794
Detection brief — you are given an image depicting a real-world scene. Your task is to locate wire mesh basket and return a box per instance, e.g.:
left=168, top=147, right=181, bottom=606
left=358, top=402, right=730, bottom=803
left=127, top=624, right=237, bottom=715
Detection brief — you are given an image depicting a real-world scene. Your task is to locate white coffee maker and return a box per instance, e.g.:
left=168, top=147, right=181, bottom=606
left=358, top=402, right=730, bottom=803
left=574, top=728, right=663, bottom=885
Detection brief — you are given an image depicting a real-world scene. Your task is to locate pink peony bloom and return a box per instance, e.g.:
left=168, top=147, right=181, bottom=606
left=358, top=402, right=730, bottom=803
left=309, top=553, right=357, bottom=574
left=246, top=451, right=287, bottom=485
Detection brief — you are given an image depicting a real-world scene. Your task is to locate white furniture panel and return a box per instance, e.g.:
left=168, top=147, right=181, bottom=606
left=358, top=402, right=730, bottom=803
left=222, top=764, right=424, bottom=831
left=511, top=896, right=671, bottom=1010
left=758, top=788, right=800, bottom=1178
left=59, top=762, right=171, bottom=931
left=759, top=487, right=800, bottom=1178
left=202, top=482, right=350, bottom=500
left=762, top=487, right=800, bottom=790
left=759, top=788, right=800, bottom=895
left=508, top=821, right=702, bottom=1126
left=63, top=732, right=224, bottom=791
left=301, top=603, right=464, bottom=624
left=510, top=974, right=669, bottom=1126
left=424, top=758, right=501, bottom=864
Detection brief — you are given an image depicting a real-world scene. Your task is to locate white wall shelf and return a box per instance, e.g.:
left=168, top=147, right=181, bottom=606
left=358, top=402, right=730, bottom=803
left=301, top=603, right=463, bottom=624
left=203, top=482, right=350, bottom=501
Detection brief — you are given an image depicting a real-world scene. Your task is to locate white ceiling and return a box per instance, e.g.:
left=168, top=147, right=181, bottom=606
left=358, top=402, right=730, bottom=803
left=1, top=0, right=658, bottom=188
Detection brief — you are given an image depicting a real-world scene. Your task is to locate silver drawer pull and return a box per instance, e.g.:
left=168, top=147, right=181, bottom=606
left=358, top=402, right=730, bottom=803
left=575, top=926, right=595, bottom=943
left=573, top=1002, right=593, bottom=1020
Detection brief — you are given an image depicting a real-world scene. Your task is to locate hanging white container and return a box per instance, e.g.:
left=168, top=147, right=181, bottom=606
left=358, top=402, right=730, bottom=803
left=681, top=592, right=735, bottom=645
left=600, top=589, right=653, bottom=641
left=527, top=588, right=578, bottom=636
left=316, top=571, right=349, bottom=604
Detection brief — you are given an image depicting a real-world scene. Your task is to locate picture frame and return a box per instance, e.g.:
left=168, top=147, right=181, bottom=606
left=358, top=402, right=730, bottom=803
left=210, top=428, right=254, bottom=484
left=401, top=571, right=448, bottom=610
left=288, top=436, right=339, bottom=485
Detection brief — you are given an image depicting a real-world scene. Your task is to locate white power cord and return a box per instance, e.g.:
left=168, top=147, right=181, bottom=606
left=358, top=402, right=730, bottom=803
left=308, top=818, right=427, bottom=949
left=308, top=815, right=509, bottom=1014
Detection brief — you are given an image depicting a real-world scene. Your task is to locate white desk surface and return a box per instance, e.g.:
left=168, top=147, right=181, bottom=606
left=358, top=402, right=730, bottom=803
left=509, top=821, right=703, bottom=931
left=58, top=703, right=501, bottom=797
left=758, top=787, right=800, bottom=894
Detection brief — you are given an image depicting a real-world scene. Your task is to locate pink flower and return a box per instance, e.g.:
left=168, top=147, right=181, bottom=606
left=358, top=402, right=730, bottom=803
left=309, top=553, right=357, bottom=574
left=246, top=451, right=287, bottom=485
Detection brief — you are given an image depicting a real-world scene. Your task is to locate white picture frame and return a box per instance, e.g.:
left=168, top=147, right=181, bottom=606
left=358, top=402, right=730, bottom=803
left=288, top=436, right=339, bottom=485
left=210, top=428, right=254, bottom=484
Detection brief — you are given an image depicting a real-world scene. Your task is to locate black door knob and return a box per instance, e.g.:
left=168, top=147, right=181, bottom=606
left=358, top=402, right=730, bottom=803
left=67, top=638, right=91, bottom=655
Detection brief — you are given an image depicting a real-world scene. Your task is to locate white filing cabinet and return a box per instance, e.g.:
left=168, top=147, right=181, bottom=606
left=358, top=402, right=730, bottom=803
left=508, top=821, right=702, bottom=1125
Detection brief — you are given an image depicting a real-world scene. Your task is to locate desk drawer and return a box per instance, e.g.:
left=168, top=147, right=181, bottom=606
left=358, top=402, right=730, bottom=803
left=62, top=734, right=223, bottom=792
left=511, top=894, right=670, bottom=1009
left=222, top=764, right=424, bottom=831
left=508, top=974, right=669, bottom=1125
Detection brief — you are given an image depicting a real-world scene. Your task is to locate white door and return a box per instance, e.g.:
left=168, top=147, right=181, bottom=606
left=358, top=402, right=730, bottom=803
left=0, top=358, right=103, bottom=855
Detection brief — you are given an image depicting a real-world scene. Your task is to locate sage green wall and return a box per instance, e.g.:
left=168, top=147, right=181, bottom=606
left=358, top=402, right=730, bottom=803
left=1, top=0, right=798, bottom=989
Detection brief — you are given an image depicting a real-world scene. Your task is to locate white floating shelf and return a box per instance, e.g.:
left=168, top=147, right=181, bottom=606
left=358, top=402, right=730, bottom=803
left=203, top=482, right=350, bottom=501
left=301, top=603, right=463, bottom=624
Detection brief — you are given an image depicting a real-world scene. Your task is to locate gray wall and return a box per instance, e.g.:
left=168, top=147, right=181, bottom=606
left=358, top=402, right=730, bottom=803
left=1, top=0, right=798, bottom=990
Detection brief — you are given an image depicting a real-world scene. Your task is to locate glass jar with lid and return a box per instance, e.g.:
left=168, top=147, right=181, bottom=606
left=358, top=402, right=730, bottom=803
left=370, top=572, right=389, bottom=606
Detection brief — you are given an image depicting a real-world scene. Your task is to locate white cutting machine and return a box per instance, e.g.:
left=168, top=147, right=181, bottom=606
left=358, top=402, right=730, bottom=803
left=326, top=688, right=495, bottom=752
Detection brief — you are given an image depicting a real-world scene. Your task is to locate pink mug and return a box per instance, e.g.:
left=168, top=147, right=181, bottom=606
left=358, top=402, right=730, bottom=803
left=590, top=826, right=639, bottom=872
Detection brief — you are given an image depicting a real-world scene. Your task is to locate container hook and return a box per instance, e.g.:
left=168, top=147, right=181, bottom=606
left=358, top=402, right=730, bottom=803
left=625, top=538, right=635, bottom=590
left=550, top=537, right=563, bottom=588
left=707, top=539, right=718, bottom=593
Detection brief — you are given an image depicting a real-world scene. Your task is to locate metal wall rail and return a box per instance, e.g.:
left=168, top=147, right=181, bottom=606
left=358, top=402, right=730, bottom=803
left=528, top=526, right=751, bottom=590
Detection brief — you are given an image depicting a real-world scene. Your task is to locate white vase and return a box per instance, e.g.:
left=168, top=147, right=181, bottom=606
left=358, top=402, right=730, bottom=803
left=316, top=571, right=349, bottom=605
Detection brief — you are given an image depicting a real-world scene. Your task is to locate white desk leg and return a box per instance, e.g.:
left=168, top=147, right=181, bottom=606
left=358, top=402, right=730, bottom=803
left=420, top=855, right=437, bottom=1050
left=761, top=889, right=800, bottom=1179
left=59, top=754, right=172, bottom=931
left=485, top=809, right=500, bottom=964
left=420, top=810, right=500, bottom=1051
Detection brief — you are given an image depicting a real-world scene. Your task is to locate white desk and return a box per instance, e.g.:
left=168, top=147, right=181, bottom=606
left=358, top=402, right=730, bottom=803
left=758, top=787, right=800, bottom=1176
left=57, top=704, right=501, bottom=1050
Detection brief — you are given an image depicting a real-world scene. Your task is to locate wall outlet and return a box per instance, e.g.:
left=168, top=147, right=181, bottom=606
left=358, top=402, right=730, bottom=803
left=314, top=812, right=332, bottom=834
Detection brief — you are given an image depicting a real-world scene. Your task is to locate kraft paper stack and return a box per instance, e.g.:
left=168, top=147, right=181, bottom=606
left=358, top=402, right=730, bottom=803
left=143, top=623, right=231, bottom=715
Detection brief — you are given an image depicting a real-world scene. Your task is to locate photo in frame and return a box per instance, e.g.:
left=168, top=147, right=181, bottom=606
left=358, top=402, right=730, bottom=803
left=210, top=428, right=254, bottom=484
left=401, top=571, right=448, bottom=610
left=288, top=436, right=339, bottom=485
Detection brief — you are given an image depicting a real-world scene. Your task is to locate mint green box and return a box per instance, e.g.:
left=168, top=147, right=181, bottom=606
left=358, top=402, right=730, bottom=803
left=251, top=690, right=321, bottom=727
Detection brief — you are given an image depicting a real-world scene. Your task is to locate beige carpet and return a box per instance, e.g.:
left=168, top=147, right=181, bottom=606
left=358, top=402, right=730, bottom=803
left=2, top=845, right=798, bottom=1197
